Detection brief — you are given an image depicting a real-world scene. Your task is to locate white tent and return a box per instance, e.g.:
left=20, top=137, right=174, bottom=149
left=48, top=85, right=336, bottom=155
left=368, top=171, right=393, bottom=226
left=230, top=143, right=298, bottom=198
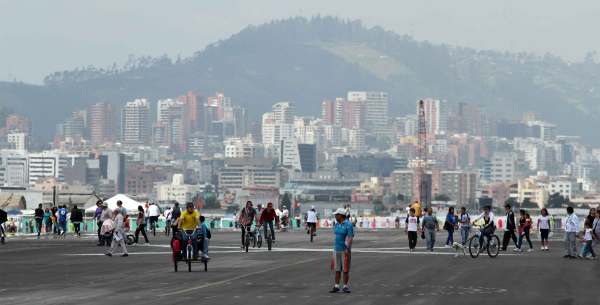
left=85, top=194, right=142, bottom=214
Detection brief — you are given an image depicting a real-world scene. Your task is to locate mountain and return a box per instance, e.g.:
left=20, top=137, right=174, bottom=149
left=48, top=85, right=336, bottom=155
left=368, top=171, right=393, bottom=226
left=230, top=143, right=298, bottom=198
left=2, top=16, right=600, bottom=142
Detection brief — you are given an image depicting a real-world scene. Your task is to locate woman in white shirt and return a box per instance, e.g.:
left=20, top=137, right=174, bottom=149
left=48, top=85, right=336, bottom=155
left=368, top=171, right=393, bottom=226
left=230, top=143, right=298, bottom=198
left=537, top=208, right=551, bottom=251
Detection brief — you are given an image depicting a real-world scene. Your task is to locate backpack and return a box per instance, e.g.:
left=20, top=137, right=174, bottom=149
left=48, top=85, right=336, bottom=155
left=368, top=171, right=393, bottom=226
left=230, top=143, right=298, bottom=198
left=0, top=209, right=7, bottom=223
left=206, top=228, right=211, bottom=239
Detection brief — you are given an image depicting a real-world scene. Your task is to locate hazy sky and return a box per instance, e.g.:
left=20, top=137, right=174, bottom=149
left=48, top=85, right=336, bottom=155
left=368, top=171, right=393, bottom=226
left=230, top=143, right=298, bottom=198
left=1, top=0, right=600, bottom=84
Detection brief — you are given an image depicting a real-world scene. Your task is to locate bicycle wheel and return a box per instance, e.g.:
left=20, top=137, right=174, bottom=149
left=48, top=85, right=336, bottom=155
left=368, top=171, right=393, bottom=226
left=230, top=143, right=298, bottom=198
left=487, top=235, right=500, bottom=258
left=267, top=236, right=272, bottom=251
left=468, top=235, right=481, bottom=258
left=245, top=235, right=250, bottom=253
left=204, top=260, right=208, bottom=272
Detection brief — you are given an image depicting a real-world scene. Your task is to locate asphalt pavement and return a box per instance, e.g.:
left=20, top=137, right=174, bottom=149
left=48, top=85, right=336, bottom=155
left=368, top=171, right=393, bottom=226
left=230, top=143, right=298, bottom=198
left=0, top=229, right=598, bottom=305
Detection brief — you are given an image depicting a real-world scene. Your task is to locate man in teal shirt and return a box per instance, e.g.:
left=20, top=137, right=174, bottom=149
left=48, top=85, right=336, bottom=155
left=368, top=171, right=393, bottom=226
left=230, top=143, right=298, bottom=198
left=330, top=208, right=354, bottom=293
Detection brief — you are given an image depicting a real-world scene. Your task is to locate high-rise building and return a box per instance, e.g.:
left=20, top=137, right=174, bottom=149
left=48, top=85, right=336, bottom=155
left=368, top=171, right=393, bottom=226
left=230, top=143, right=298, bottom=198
left=59, top=110, right=86, bottom=140
left=347, top=91, right=389, bottom=130
left=28, top=152, right=69, bottom=186
left=156, top=99, right=187, bottom=151
left=177, top=91, right=202, bottom=132
left=99, top=152, right=126, bottom=193
left=262, top=102, right=296, bottom=147
left=121, top=99, right=150, bottom=145
left=321, top=100, right=336, bottom=125
left=347, top=128, right=366, bottom=152
left=420, top=98, right=448, bottom=137
left=88, top=102, right=115, bottom=146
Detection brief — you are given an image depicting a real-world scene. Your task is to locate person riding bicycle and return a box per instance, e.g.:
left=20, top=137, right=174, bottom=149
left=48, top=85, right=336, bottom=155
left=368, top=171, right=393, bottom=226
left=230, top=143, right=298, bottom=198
left=176, top=202, right=200, bottom=260
left=148, top=202, right=160, bottom=233
left=306, top=206, right=318, bottom=236
left=259, top=202, right=280, bottom=242
left=238, top=201, right=258, bottom=248
left=471, top=206, right=495, bottom=250
left=0, top=208, right=7, bottom=244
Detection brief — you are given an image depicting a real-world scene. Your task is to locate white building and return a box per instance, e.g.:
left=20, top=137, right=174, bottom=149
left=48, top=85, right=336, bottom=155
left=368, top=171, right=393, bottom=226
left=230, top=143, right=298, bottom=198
left=7, top=132, right=28, bottom=151
left=420, top=98, right=448, bottom=136
left=0, top=151, right=28, bottom=187
left=546, top=180, right=573, bottom=199
left=121, top=98, right=150, bottom=145
left=155, top=174, right=203, bottom=204
left=347, top=91, right=389, bottom=130
left=224, top=137, right=264, bottom=159
left=27, top=152, right=69, bottom=186
left=347, top=129, right=366, bottom=152
left=482, top=152, right=516, bottom=183
left=262, top=102, right=296, bottom=148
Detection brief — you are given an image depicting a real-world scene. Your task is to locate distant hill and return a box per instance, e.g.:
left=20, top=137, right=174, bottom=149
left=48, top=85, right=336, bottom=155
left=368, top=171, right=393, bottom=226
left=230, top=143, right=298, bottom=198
left=1, top=16, right=600, bottom=142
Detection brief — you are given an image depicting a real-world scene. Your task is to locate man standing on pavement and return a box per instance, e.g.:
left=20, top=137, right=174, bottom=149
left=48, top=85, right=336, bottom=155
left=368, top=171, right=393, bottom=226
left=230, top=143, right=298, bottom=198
left=421, top=208, right=439, bottom=252
left=501, top=203, right=518, bottom=251
left=564, top=206, right=579, bottom=259
left=330, top=208, right=354, bottom=294
left=94, top=200, right=104, bottom=245
left=170, top=202, right=181, bottom=238
left=34, top=204, right=44, bottom=239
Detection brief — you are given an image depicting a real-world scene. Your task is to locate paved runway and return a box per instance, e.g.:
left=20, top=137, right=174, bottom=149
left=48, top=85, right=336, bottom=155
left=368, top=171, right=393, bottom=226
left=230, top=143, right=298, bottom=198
left=0, top=230, right=598, bottom=305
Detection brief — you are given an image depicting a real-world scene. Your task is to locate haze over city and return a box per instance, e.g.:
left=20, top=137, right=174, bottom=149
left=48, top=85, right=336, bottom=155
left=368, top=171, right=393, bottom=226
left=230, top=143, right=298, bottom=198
left=0, top=2, right=599, bottom=305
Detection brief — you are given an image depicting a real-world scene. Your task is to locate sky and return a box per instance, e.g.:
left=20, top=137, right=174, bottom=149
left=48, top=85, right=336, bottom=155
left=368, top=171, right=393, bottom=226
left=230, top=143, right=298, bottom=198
left=1, top=0, right=600, bottom=84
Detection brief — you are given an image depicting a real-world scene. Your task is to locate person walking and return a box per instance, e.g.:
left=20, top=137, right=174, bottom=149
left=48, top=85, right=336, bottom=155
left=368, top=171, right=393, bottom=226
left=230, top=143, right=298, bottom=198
left=43, top=208, right=51, bottom=237
left=134, top=205, right=149, bottom=245
left=105, top=209, right=128, bottom=257
left=564, top=206, right=579, bottom=259
left=405, top=208, right=419, bottom=252
left=421, top=208, right=439, bottom=252
left=538, top=208, right=551, bottom=251
left=34, top=204, right=44, bottom=239
left=57, top=205, right=68, bottom=238
left=50, top=207, right=58, bottom=237
left=579, top=220, right=596, bottom=259
left=444, top=207, right=457, bottom=247
left=593, top=210, right=600, bottom=251
left=501, top=203, right=518, bottom=251
left=515, top=210, right=533, bottom=252
left=458, top=207, right=470, bottom=245
left=329, top=208, right=354, bottom=293
left=163, top=206, right=173, bottom=236
left=100, top=203, right=113, bottom=247
left=94, top=200, right=104, bottom=245
left=70, top=205, right=83, bottom=237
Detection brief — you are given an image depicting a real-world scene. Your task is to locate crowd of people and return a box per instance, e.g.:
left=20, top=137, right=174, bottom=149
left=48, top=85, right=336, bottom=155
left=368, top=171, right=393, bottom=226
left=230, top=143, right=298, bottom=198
left=402, top=202, right=600, bottom=260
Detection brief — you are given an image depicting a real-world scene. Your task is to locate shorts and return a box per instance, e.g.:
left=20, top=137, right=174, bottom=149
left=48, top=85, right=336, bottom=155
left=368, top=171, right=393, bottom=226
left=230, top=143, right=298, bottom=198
left=332, top=251, right=351, bottom=273
left=540, top=229, right=549, bottom=240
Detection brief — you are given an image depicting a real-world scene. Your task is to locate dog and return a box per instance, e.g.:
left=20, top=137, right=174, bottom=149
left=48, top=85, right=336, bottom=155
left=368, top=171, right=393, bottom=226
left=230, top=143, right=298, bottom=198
left=452, top=242, right=466, bottom=257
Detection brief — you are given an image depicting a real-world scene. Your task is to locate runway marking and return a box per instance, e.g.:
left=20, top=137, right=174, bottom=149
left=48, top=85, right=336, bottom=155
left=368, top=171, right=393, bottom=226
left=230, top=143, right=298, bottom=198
left=156, top=257, right=319, bottom=297
left=62, top=247, right=519, bottom=256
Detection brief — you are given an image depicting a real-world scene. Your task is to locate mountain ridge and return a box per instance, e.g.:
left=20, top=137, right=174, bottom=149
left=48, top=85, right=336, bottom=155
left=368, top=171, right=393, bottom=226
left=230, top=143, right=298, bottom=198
left=1, top=16, right=599, bottom=142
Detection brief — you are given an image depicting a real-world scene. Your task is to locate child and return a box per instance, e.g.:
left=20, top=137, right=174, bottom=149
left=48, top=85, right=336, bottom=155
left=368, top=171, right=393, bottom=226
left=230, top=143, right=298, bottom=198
left=579, top=221, right=596, bottom=259
left=538, top=208, right=551, bottom=251
left=405, top=208, right=419, bottom=252
left=198, top=216, right=210, bottom=259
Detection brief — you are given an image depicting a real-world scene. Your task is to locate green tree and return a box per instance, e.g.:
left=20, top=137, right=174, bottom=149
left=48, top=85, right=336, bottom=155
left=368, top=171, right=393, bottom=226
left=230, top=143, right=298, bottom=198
left=281, top=192, right=292, bottom=209
left=547, top=192, right=566, bottom=208
left=521, top=198, right=537, bottom=209
left=372, top=198, right=385, bottom=215
left=434, top=194, right=451, bottom=202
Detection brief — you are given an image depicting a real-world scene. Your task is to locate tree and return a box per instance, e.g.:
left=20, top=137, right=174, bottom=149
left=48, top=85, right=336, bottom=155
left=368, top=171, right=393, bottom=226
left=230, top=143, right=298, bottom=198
left=547, top=192, right=567, bottom=208
left=372, top=198, right=385, bottom=215
left=281, top=192, right=292, bottom=210
left=397, top=193, right=405, bottom=203
left=505, top=197, right=519, bottom=208
left=434, top=194, right=451, bottom=202
left=521, top=198, right=537, bottom=209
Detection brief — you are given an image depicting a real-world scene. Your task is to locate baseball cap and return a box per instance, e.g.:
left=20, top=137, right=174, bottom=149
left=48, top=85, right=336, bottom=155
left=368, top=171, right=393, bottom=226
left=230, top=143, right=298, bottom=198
left=333, top=208, right=346, bottom=216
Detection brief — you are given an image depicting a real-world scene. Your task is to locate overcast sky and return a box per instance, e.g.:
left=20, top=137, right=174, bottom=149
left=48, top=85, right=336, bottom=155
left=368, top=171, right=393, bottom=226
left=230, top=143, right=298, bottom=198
left=1, top=0, right=600, bottom=84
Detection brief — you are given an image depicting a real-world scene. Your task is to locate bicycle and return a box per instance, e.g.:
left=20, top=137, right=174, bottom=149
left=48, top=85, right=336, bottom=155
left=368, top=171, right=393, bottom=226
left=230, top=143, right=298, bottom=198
left=256, top=226, right=263, bottom=248
left=172, top=230, right=208, bottom=272
left=467, top=225, right=500, bottom=258
left=243, top=225, right=255, bottom=253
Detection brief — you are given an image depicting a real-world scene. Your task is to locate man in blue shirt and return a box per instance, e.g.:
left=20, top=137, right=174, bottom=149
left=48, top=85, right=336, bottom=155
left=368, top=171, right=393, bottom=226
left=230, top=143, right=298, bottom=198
left=57, top=205, right=68, bottom=237
left=330, top=208, right=354, bottom=293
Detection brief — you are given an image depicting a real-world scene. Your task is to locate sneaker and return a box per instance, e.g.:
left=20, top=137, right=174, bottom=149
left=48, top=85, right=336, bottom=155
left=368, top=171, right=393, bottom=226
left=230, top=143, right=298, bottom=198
left=105, top=253, right=112, bottom=257
left=527, top=248, right=534, bottom=252
left=329, top=286, right=340, bottom=293
left=540, top=247, right=545, bottom=251
left=144, top=242, right=150, bottom=246
left=342, top=286, right=351, bottom=293
left=513, top=248, right=522, bottom=252
left=132, top=243, right=138, bottom=246
left=202, top=254, right=210, bottom=260
left=121, top=253, right=129, bottom=257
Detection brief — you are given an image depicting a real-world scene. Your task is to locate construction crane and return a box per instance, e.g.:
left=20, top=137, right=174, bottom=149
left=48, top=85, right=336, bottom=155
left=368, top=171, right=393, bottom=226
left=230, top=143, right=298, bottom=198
left=412, top=100, right=431, bottom=209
